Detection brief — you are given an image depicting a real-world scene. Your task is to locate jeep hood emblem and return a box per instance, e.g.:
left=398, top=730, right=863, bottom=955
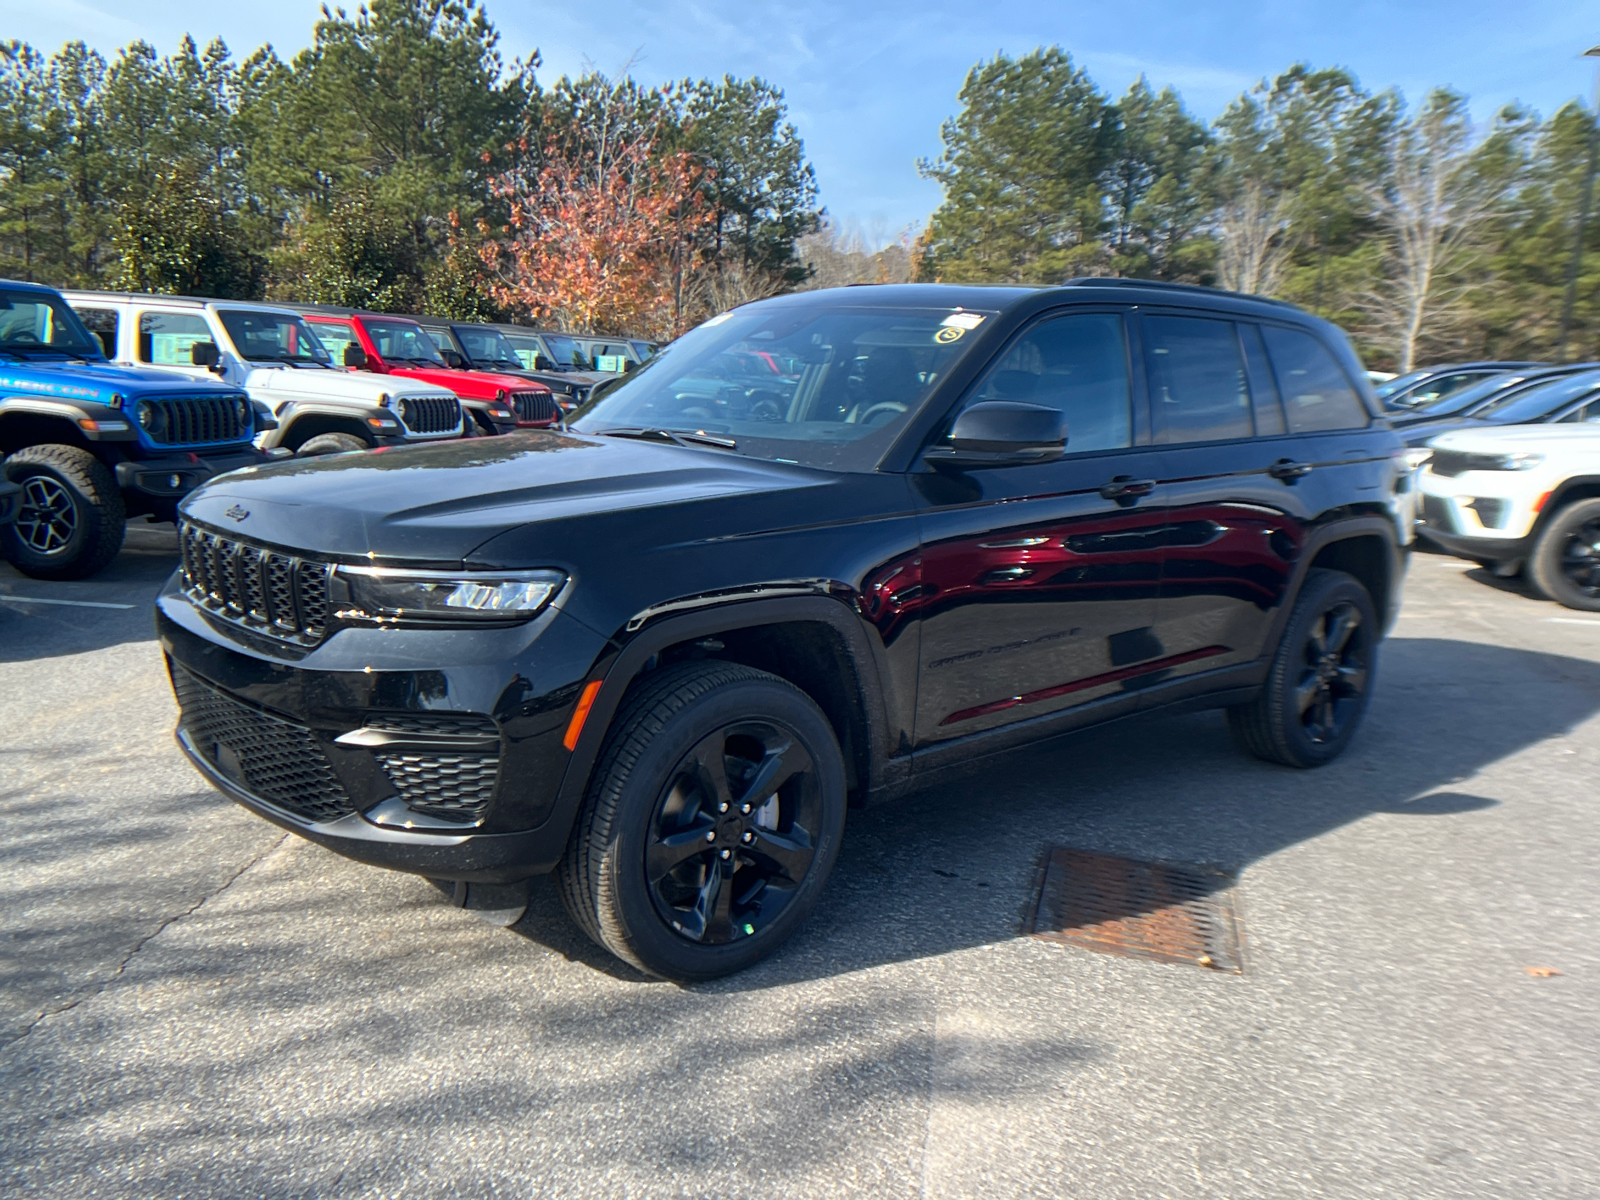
left=224, top=504, right=250, bottom=522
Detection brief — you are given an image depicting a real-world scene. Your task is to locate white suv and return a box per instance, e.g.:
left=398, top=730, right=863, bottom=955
left=1416, top=423, right=1600, bottom=609
left=62, top=291, right=464, bottom=455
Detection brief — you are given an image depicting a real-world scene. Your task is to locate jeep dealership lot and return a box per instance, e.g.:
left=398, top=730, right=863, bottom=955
left=1, top=529, right=1596, bottom=1198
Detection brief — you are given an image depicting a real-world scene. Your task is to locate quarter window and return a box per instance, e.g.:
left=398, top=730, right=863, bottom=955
left=1261, top=326, right=1369, bottom=432
left=1144, top=315, right=1252, bottom=444
left=138, top=312, right=211, bottom=366
left=963, top=312, right=1132, bottom=454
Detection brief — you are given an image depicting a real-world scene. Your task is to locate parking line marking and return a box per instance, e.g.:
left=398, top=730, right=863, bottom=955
left=1549, top=617, right=1600, bottom=626
left=0, top=595, right=136, bottom=610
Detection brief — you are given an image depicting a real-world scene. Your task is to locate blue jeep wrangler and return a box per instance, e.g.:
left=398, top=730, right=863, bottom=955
left=0, top=279, right=267, bottom=579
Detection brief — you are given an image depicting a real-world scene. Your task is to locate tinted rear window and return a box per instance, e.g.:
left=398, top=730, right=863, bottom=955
left=1144, top=315, right=1252, bottom=444
left=1261, top=327, right=1369, bottom=432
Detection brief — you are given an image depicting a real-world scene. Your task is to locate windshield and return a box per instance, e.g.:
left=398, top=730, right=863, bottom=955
left=1374, top=368, right=1435, bottom=400
left=219, top=309, right=330, bottom=364
left=1473, top=370, right=1600, bottom=422
left=569, top=300, right=995, bottom=471
left=0, top=290, right=103, bottom=358
left=454, top=325, right=524, bottom=369
left=1409, top=373, right=1538, bottom=419
left=540, top=333, right=588, bottom=369
left=365, top=320, right=445, bottom=366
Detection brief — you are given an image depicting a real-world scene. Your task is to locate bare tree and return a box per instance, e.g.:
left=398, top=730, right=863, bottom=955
left=796, top=217, right=917, bottom=289
left=1357, top=90, right=1508, bottom=371
left=1215, top=182, right=1296, bottom=296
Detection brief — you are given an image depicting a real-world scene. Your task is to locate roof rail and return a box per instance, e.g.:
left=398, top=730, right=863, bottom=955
left=1064, top=277, right=1300, bottom=310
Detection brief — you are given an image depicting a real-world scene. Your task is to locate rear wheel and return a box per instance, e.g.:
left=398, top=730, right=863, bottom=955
left=295, top=432, right=370, bottom=457
left=1228, top=568, right=1377, bottom=768
left=1529, top=498, right=1600, bottom=612
left=1, top=444, right=125, bottom=579
left=559, top=661, right=846, bottom=981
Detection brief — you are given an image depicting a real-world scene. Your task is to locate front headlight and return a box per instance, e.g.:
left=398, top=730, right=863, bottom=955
left=337, top=566, right=565, bottom=623
left=1472, top=452, right=1545, bottom=471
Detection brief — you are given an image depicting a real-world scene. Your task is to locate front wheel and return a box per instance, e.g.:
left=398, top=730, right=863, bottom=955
left=295, top=432, right=370, bottom=457
left=1, top=444, right=126, bottom=579
left=559, top=661, right=847, bottom=981
left=1227, top=568, right=1377, bottom=768
left=1529, top=498, right=1600, bottom=611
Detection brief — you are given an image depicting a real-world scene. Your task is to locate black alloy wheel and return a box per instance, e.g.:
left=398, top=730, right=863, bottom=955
left=1228, top=568, right=1378, bottom=768
left=559, top=660, right=846, bottom=981
left=646, top=722, right=822, bottom=944
left=1530, top=498, right=1600, bottom=612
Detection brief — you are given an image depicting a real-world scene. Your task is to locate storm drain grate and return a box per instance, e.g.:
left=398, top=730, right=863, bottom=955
left=1031, top=848, right=1244, bottom=973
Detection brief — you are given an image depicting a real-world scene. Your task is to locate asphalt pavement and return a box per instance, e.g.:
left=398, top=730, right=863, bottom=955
left=1, top=524, right=1596, bottom=1198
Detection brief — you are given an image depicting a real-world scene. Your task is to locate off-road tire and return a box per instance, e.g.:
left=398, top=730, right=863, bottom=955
left=1227, top=568, right=1378, bottom=768
left=1528, top=497, right=1600, bottom=612
left=558, top=660, right=847, bottom=981
left=1, top=444, right=125, bottom=579
left=296, top=432, right=369, bottom=457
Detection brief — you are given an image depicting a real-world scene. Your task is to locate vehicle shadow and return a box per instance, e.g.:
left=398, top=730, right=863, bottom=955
left=506, top=636, right=1600, bottom=988
left=0, top=522, right=176, bottom=662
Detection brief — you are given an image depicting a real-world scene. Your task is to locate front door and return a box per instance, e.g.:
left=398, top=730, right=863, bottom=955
left=912, top=309, right=1170, bottom=745
left=133, top=309, right=215, bottom=383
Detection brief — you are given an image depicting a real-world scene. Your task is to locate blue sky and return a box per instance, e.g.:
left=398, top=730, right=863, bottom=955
left=4, top=0, right=1598, bottom=238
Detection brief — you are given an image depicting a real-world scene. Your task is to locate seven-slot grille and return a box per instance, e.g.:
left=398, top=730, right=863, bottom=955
left=510, top=390, right=559, bottom=424
left=170, top=664, right=355, bottom=823
left=396, top=394, right=461, bottom=434
left=141, top=394, right=250, bottom=446
left=180, top=522, right=331, bottom=642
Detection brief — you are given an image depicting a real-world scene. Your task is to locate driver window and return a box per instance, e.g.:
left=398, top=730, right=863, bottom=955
left=137, top=312, right=211, bottom=365
left=961, top=312, right=1132, bottom=453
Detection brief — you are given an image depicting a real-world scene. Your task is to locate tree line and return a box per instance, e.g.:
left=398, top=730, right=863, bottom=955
left=917, top=49, right=1600, bottom=370
left=0, top=9, right=1595, bottom=364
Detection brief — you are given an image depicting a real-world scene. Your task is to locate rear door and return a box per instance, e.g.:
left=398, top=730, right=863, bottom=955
left=1144, top=313, right=1386, bottom=687
left=912, top=307, right=1171, bottom=744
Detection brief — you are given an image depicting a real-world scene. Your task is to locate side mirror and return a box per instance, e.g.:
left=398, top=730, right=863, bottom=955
left=190, top=341, right=221, bottom=371
left=343, top=344, right=368, bottom=369
left=534, top=354, right=556, bottom=372
left=923, top=401, right=1068, bottom=469
left=441, top=349, right=465, bottom=369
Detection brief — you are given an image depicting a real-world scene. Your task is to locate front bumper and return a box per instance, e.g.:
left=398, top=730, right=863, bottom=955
left=115, top=449, right=268, bottom=499
left=1416, top=524, right=1531, bottom=565
left=158, top=581, right=607, bottom=882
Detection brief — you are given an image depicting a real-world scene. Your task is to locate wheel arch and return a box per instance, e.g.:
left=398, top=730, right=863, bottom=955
left=1531, top=476, right=1600, bottom=540
left=0, top=408, right=94, bottom=456
left=548, top=596, right=896, bottom=845
left=1268, top=517, right=1403, bottom=650
left=277, top=412, right=375, bottom=451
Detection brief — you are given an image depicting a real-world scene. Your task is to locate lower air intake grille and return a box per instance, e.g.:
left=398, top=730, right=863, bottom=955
left=364, top=713, right=500, bottom=823
left=397, top=395, right=461, bottom=434
left=1420, top=494, right=1458, bottom=534
left=510, top=390, right=559, bottom=424
left=171, top=665, right=355, bottom=823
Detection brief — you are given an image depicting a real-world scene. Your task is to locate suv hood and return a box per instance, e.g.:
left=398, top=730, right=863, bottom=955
left=1428, top=424, right=1600, bottom=456
left=387, top=365, right=545, bottom=399
left=245, top=364, right=456, bottom=403
left=0, top=359, right=243, bottom=405
left=181, top=431, right=847, bottom=563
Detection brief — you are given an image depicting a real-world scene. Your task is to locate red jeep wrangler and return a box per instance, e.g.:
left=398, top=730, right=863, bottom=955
left=297, top=307, right=559, bottom=434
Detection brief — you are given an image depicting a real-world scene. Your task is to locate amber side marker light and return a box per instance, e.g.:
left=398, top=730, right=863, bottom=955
left=563, top=680, right=603, bottom=751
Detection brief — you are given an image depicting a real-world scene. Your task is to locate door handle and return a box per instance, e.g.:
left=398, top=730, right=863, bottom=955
left=1267, top=458, right=1313, bottom=481
left=1099, top=476, right=1156, bottom=500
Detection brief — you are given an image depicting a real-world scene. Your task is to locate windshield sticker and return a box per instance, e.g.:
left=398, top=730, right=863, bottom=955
left=935, top=326, right=966, bottom=344
left=701, top=311, right=735, bottom=328
left=941, top=312, right=986, bottom=330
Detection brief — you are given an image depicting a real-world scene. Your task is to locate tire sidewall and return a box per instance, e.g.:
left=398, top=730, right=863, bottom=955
left=600, top=676, right=847, bottom=981
left=2, top=451, right=117, bottom=577
left=296, top=433, right=370, bottom=457
left=1271, top=572, right=1379, bottom=767
left=1533, top=499, right=1600, bottom=612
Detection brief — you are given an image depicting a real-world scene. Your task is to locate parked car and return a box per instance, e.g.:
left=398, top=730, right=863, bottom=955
left=161, top=279, right=1407, bottom=981
left=406, top=317, right=596, bottom=416
left=1416, top=424, right=1600, bottom=608
left=63, top=291, right=465, bottom=458
left=1399, top=367, right=1600, bottom=449
left=490, top=325, right=614, bottom=411
left=575, top=335, right=647, bottom=373
left=1389, top=364, right=1597, bottom=427
left=1377, top=362, right=1542, bottom=411
left=2, top=280, right=267, bottom=578
left=291, top=307, right=555, bottom=433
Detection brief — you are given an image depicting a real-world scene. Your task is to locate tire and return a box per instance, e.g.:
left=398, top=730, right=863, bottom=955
left=1, top=444, right=126, bottom=580
left=296, top=432, right=369, bottom=457
left=1528, top=498, right=1600, bottom=612
left=1227, top=568, right=1378, bottom=768
left=558, top=660, right=847, bottom=982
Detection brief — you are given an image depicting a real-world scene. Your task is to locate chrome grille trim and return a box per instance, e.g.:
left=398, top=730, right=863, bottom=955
left=180, top=522, right=332, bottom=644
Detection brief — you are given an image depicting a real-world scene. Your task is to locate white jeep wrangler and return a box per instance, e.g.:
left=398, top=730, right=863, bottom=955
left=63, top=291, right=464, bottom=456
left=1416, top=423, right=1600, bottom=610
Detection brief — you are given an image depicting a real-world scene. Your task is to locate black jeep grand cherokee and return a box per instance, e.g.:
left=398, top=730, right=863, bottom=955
left=160, top=281, right=1409, bottom=980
